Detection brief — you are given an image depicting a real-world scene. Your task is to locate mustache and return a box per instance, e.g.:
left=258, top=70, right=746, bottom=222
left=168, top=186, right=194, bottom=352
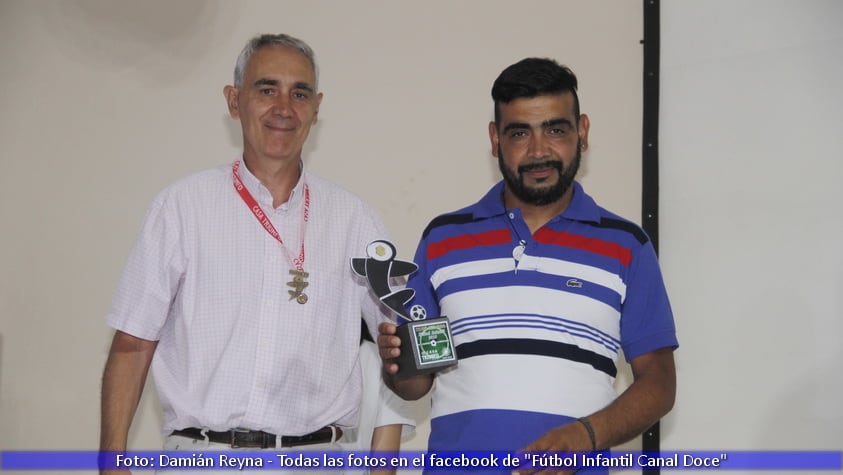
left=518, top=160, right=562, bottom=174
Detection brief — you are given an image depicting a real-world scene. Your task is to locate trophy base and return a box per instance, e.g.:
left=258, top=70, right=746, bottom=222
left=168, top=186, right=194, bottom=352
left=395, top=316, right=458, bottom=376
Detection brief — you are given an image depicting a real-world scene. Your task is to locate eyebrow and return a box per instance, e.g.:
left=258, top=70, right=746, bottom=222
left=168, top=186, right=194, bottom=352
left=502, top=117, right=574, bottom=133
left=542, top=118, right=574, bottom=129
left=294, top=82, right=315, bottom=92
left=502, top=122, right=531, bottom=133
left=252, top=78, right=315, bottom=92
left=253, top=78, right=279, bottom=88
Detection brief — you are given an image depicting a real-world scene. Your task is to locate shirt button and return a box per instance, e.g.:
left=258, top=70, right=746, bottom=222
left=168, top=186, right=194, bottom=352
left=508, top=212, right=515, bottom=219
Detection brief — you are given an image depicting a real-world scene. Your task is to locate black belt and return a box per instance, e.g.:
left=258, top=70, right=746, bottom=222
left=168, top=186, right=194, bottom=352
left=172, top=426, right=342, bottom=448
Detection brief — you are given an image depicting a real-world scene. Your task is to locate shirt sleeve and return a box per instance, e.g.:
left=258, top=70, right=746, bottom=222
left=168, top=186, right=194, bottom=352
left=106, top=191, right=186, bottom=341
left=619, top=240, right=678, bottom=360
left=367, top=343, right=418, bottom=436
left=405, top=233, right=442, bottom=319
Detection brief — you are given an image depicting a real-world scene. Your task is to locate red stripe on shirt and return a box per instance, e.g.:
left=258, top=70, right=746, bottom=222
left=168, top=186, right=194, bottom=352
left=533, top=228, right=632, bottom=266
left=427, top=228, right=512, bottom=260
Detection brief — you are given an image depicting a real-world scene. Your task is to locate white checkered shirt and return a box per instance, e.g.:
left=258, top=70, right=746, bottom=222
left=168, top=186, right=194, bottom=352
left=107, top=161, right=392, bottom=436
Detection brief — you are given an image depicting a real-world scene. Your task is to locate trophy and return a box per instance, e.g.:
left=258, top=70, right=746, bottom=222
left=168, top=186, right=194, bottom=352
left=352, top=240, right=457, bottom=375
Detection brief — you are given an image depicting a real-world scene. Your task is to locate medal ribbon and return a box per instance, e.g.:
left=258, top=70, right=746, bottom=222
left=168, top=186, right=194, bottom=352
left=232, top=160, right=310, bottom=270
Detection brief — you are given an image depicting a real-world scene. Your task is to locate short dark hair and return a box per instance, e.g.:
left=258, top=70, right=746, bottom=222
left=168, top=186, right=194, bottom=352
left=491, top=58, right=580, bottom=125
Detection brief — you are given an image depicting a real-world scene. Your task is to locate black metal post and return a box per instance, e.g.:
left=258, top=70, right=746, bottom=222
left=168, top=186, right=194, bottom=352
left=641, top=0, right=661, bottom=474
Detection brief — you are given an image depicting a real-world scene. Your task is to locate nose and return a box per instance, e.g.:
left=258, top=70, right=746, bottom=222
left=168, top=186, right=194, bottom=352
left=527, top=133, right=550, bottom=159
left=270, top=94, right=293, bottom=117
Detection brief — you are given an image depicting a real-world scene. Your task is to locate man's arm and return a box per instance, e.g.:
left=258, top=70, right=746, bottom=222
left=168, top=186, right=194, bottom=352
left=377, top=322, right=433, bottom=400
left=100, top=330, right=158, bottom=452
left=370, top=424, right=403, bottom=475
left=518, top=347, right=676, bottom=473
left=585, top=347, right=675, bottom=448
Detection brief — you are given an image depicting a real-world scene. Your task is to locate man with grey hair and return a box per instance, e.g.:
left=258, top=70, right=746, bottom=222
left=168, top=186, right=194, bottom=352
left=100, top=33, right=391, bottom=474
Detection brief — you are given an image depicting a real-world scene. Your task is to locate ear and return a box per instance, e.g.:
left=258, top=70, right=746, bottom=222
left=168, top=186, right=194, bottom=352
left=312, top=92, right=324, bottom=124
left=578, top=113, right=591, bottom=151
left=488, top=121, right=500, bottom=157
left=224, top=85, right=240, bottom=119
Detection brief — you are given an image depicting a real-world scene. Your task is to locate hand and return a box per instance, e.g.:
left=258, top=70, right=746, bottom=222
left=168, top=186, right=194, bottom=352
left=377, top=322, right=434, bottom=400
left=513, top=422, right=592, bottom=475
left=377, top=321, right=402, bottom=374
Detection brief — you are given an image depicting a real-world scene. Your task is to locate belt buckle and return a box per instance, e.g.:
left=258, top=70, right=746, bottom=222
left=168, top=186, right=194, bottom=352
left=230, top=428, right=250, bottom=448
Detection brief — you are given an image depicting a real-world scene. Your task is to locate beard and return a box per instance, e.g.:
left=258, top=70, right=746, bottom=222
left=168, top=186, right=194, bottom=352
left=498, top=140, right=582, bottom=206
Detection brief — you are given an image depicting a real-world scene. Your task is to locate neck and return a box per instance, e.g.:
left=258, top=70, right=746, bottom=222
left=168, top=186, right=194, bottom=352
left=504, top=189, right=573, bottom=234
left=242, top=155, right=301, bottom=208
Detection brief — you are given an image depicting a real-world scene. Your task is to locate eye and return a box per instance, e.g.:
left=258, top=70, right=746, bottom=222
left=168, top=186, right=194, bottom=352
left=259, top=88, right=275, bottom=96
left=548, top=128, right=565, bottom=135
left=292, top=90, right=311, bottom=100
left=509, top=130, right=528, bottom=139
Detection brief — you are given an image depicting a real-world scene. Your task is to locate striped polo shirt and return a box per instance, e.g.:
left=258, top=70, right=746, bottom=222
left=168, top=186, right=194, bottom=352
left=406, top=181, right=677, bottom=462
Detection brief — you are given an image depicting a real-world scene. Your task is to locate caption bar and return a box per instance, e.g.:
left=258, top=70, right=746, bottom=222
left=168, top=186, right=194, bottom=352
left=1, top=450, right=841, bottom=471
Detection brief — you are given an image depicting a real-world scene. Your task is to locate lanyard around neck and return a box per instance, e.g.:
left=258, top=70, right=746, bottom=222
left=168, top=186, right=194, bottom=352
left=232, top=160, right=310, bottom=270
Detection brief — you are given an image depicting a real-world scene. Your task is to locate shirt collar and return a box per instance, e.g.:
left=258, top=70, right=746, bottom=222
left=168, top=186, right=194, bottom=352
left=561, top=181, right=602, bottom=223
left=236, top=158, right=306, bottom=211
left=472, top=180, right=601, bottom=224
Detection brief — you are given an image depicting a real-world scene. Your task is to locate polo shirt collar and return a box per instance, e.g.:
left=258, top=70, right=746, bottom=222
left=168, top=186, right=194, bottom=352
left=471, top=180, right=601, bottom=224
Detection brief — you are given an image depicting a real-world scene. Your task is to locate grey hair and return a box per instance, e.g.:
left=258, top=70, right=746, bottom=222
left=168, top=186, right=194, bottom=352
left=233, top=33, right=319, bottom=90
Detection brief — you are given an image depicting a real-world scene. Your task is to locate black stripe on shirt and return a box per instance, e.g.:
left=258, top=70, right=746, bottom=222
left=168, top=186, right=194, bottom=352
left=456, top=338, right=618, bottom=377
left=422, top=213, right=481, bottom=239
left=597, top=218, right=650, bottom=245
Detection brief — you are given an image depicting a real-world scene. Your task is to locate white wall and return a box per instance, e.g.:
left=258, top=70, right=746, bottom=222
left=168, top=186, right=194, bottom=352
left=0, top=0, right=643, bottom=461
left=660, top=0, right=843, bottom=462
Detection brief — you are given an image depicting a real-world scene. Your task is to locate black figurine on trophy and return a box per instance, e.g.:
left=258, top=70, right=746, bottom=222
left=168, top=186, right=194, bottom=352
left=352, top=240, right=457, bottom=375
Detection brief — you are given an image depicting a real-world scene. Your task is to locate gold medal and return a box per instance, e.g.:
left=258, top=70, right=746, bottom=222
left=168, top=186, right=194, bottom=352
left=287, top=269, right=310, bottom=304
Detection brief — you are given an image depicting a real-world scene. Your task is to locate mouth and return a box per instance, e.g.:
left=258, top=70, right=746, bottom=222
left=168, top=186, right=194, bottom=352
left=264, top=120, right=296, bottom=132
left=519, top=160, right=562, bottom=181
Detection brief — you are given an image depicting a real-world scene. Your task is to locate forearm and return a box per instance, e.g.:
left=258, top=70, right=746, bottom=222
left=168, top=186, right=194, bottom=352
left=369, top=424, right=403, bottom=475
left=518, top=347, right=676, bottom=469
left=383, top=371, right=433, bottom=401
left=100, top=331, right=157, bottom=451
left=370, top=424, right=402, bottom=452
left=585, top=347, right=676, bottom=450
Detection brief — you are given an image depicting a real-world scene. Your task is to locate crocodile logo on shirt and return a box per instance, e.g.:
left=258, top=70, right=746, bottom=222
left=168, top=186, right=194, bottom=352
left=566, top=278, right=583, bottom=288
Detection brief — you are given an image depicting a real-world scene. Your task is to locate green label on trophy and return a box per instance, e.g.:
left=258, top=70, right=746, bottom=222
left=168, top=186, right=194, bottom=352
left=412, top=320, right=456, bottom=365
left=395, top=316, right=457, bottom=375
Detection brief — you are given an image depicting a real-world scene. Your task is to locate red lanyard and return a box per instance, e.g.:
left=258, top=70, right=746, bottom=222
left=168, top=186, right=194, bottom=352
left=232, top=160, right=310, bottom=270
